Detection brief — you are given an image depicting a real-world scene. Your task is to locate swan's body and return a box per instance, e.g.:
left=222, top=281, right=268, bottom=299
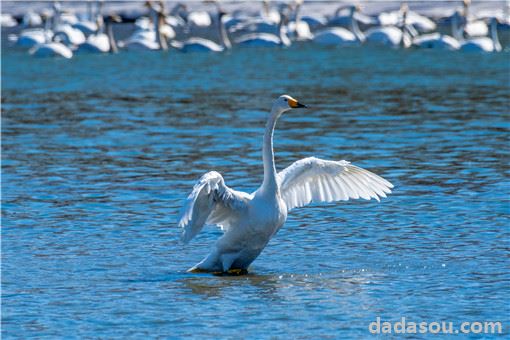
left=179, top=38, right=224, bottom=52
left=53, top=24, right=86, bottom=46
left=451, top=12, right=501, bottom=53
left=178, top=95, right=393, bottom=273
left=29, top=42, right=73, bottom=58
left=365, top=26, right=404, bottom=47
left=459, top=18, right=501, bottom=52
left=301, top=15, right=327, bottom=30
left=187, top=11, right=212, bottom=28
left=313, top=7, right=365, bottom=46
left=122, top=4, right=168, bottom=52
left=1, top=13, right=17, bottom=28
left=77, top=33, right=110, bottom=53
left=407, top=6, right=459, bottom=51
left=412, top=33, right=460, bottom=50
left=364, top=4, right=416, bottom=48
left=235, top=33, right=285, bottom=47
left=23, top=11, right=43, bottom=27
left=176, top=11, right=231, bottom=53
left=328, top=5, right=376, bottom=27
left=14, top=28, right=53, bottom=48
left=312, top=28, right=357, bottom=45
left=378, top=9, right=435, bottom=33
left=235, top=15, right=290, bottom=48
left=77, top=15, right=120, bottom=54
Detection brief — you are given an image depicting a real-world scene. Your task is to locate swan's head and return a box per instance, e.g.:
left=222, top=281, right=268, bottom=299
left=273, top=94, right=307, bottom=114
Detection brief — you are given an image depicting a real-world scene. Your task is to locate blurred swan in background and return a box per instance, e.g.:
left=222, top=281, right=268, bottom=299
left=1, top=13, right=18, bottom=27
left=23, top=11, right=43, bottom=27
left=178, top=95, right=393, bottom=273
left=235, top=8, right=291, bottom=48
left=121, top=2, right=168, bottom=51
left=173, top=3, right=231, bottom=53
left=406, top=4, right=460, bottom=50
left=460, top=0, right=489, bottom=37
left=52, top=2, right=86, bottom=46
left=72, top=0, right=104, bottom=35
left=28, top=12, right=73, bottom=59
left=327, top=3, right=376, bottom=27
left=312, top=5, right=365, bottom=46
left=377, top=4, right=436, bottom=33
left=9, top=9, right=54, bottom=48
left=286, top=0, right=313, bottom=41
left=29, top=41, right=73, bottom=58
left=456, top=15, right=501, bottom=52
left=364, top=3, right=412, bottom=48
left=77, top=14, right=121, bottom=53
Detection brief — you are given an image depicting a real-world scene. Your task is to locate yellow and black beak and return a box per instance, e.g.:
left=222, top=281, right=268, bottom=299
left=288, top=98, right=307, bottom=108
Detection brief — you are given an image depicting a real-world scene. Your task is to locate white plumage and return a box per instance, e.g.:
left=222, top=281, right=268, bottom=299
left=178, top=95, right=393, bottom=273
left=278, top=157, right=392, bottom=211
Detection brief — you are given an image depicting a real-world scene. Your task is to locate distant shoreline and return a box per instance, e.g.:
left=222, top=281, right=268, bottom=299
left=2, top=0, right=508, bottom=20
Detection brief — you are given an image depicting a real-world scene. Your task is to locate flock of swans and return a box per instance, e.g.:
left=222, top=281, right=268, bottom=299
left=4, top=0, right=505, bottom=59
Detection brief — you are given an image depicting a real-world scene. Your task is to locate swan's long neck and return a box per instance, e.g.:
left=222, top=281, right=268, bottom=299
left=218, top=14, right=231, bottom=49
left=155, top=13, right=168, bottom=51
left=43, top=16, right=51, bottom=43
left=278, top=18, right=290, bottom=46
left=261, top=108, right=280, bottom=194
left=107, top=21, right=118, bottom=53
left=490, top=19, right=501, bottom=51
left=334, top=5, right=349, bottom=18
left=451, top=13, right=464, bottom=42
left=350, top=9, right=365, bottom=42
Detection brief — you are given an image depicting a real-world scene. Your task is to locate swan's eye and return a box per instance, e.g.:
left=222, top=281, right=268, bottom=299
left=284, top=98, right=287, bottom=102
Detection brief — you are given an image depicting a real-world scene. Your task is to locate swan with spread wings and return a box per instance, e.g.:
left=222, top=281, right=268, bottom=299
left=178, top=95, right=393, bottom=274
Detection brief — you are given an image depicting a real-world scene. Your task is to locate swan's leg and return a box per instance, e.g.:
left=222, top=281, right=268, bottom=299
left=187, top=250, right=221, bottom=273
left=220, top=252, right=240, bottom=272
left=226, top=268, right=249, bottom=275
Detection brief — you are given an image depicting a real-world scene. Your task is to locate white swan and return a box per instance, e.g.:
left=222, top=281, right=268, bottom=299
left=176, top=10, right=231, bottom=53
left=13, top=28, right=53, bottom=48
left=460, top=0, right=489, bottom=38
left=300, top=14, right=327, bottom=30
left=23, top=11, right=43, bottom=27
left=411, top=32, right=460, bottom=51
left=72, top=0, right=103, bottom=35
left=12, top=13, right=53, bottom=48
left=29, top=41, right=73, bottom=58
left=77, top=15, right=121, bottom=54
left=312, top=6, right=364, bottom=46
left=28, top=16, right=73, bottom=59
left=53, top=24, right=86, bottom=46
left=235, top=14, right=290, bottom=48
left=364, top=4, right=412, bottom=48
left=286, top=0, right=313, bottom=41
left=1, top=13, right=17, bottom=27
left=50, top=2, right=84, bottom=46
left=327, top=4, right=376, bottom=27
left=408, top=6, right=460, bottom=50
left=122, top=3, right=168, bottom=52
left=377, top=6, right=436, bottom=33
left=227, top=2, right=285, bottom=35
left=178, top=95, right=393, bottom=273
left=458, top=17, right=501, bottom=52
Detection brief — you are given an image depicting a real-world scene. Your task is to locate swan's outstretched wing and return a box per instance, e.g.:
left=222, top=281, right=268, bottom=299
left=178, top=171, right=251, bottom=243
left=278, top=157, right=393, bottom=212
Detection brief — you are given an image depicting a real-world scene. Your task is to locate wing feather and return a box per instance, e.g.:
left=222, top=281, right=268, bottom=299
left=278, top=157, right=393, bottom=212
left=178, top=171, right=251, bottom=243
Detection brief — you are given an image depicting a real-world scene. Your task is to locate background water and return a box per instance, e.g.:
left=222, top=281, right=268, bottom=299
left=2, top=39, right=509, bottom=338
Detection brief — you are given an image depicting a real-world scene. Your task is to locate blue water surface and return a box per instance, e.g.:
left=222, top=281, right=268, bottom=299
left=2, top=40, right=510, bottom=338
